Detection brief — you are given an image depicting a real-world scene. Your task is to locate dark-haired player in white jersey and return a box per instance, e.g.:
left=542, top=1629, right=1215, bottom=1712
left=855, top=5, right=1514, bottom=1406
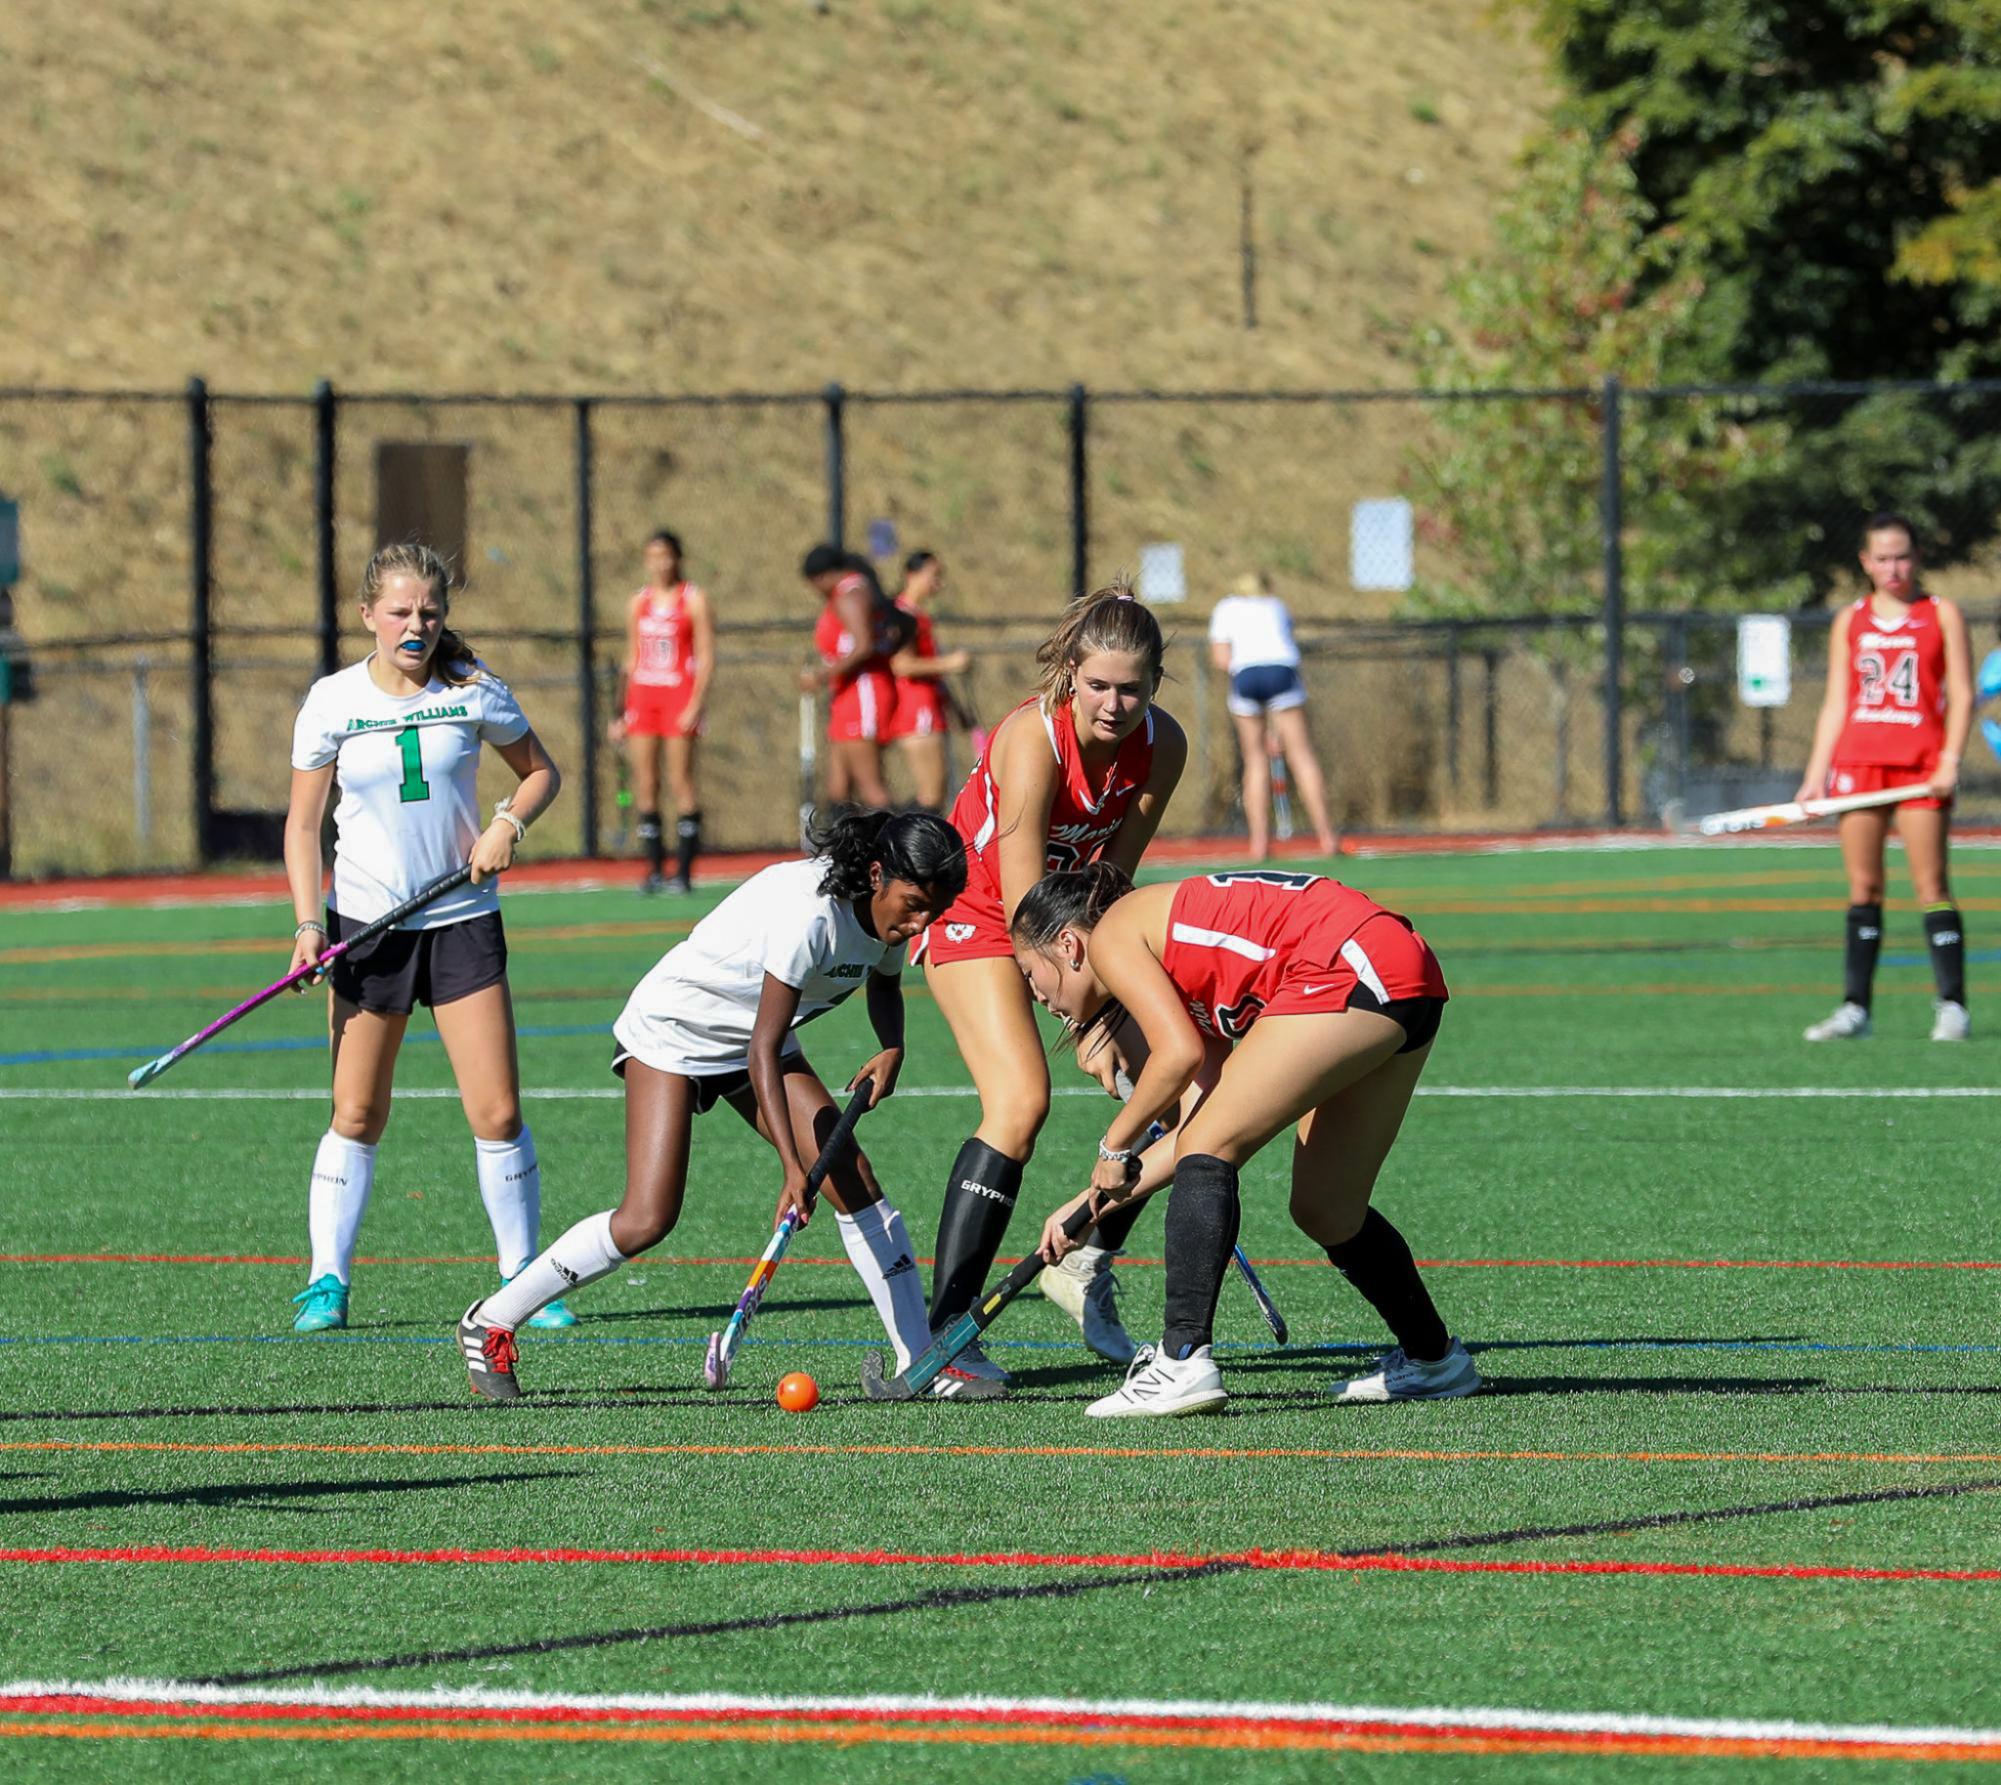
left=458, top=809, right=993, bottom=1400
left=285, top=543, right=563, bottom=1334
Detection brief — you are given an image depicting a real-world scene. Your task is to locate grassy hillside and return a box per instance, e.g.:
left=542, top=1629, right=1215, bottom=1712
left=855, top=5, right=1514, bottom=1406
left=2, top=0, right=1546, bottom=394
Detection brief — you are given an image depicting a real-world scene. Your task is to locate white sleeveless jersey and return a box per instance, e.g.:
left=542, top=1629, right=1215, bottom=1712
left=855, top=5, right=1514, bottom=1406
left=1207, top=593, right=1301, bottom=672
left=613, top=856, right=902, bottom=1077
left=291, top=659, right=530, bottom=929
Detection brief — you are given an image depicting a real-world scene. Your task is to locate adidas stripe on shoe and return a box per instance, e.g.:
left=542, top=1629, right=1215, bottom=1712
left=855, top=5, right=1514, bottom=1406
left=459, top=1303, right=521, bottom=1404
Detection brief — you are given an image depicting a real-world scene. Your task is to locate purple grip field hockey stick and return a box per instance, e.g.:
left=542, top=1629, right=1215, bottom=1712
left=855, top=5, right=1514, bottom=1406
left=702, top=1076, right=876, bottom=1390
left=125, top=864, right=474, bottom=1089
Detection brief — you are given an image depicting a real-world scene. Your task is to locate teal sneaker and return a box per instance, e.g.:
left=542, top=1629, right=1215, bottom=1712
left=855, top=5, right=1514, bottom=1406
left=291, top=1275, right=348, bottom=1333
left=504, top=1276, right=578, bottom=1330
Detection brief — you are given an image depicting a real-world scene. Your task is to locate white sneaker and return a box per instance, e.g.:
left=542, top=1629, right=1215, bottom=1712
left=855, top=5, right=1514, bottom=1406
left=1038, top=1246, right=1138, bottom=1364
left=1932, top=1000, right=1971, bottom=1041
left=1328, top=1337, right=1481, bottom=1404
left=939, top=1337, right=1010, bottom=1384
left=1085, top=1343, right=1228, bottom=1419
left=1803, top=1002, right=1872, bottom=1041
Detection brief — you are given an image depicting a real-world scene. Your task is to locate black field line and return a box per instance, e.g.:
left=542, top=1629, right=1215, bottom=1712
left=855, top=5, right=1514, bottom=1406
left=200, top=1560, right=1245, bottom=1687
left=0, top=1467, right=580, bottom=1519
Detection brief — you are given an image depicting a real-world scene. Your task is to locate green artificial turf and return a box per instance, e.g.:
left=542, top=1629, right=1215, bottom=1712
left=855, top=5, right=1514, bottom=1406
left=2, top=844, right=1998, bottom=1779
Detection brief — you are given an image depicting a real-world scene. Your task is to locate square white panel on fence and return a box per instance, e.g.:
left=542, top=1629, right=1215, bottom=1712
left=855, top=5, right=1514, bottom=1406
left=1351, top=498, right=1413, bottom=591
left=1736, top=614, right=1792, bottom=707
left=1139, top=542, right=1187, bottom=604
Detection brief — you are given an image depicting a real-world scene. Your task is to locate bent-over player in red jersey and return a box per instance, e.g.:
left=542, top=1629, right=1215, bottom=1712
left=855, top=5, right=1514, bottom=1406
left=1014, top=862, right=1476, bottom=1418
left=1797, top=513, right=1973, bottom=1041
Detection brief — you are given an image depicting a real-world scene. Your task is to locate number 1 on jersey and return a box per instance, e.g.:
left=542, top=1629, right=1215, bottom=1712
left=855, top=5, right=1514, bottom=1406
left=395, top=724, right=431, bottom=803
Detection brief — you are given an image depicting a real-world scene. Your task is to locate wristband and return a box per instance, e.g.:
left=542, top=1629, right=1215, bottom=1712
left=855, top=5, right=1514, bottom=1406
left=492, top=800, right=528, bottom=842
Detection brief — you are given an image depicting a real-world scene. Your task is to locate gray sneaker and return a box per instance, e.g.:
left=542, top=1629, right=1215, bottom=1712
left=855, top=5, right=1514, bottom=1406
left=1932, top=1000, right=1971, bottom=1041
left=1328, top=1337, right=1481, bottom=1404
left=940, top=1337, right=1011, bottom=1384
left=1039, top=1245, right=1138, bottom=1364
left=1803, top=1002, right=1872, bottom=1041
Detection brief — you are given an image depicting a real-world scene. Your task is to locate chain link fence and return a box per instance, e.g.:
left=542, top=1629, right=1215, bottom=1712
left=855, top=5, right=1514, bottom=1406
left=4, top=378, right=2000, bottom=876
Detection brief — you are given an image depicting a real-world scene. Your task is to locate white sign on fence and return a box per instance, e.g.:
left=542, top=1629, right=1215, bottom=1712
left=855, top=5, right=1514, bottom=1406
left=1139, top=542, right=1186, bottom=604
left=1736, top=614, right=1792, bottom=707
left=1351, top=498, right=1413, bottom=591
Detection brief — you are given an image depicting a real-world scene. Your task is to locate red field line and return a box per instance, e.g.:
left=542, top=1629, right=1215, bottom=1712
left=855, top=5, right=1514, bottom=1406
left=1, top=1694, right=1995, bottom=1762
left=4, top=1542, right=1995, bottom=1587
left=12, top=1438, right=2001, bottom=1467
left=8, top=1250, right=1999, bottom=1271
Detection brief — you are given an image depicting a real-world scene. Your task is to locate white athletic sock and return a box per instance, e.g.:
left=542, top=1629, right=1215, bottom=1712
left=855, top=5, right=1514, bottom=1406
left=478, top=1209, right=625, bottom=1330
left=837, top=1201, right=931, bottom=1372
left=475, top=1128, right=541, bottom=1279
left=307, top=1130, right=378, bottom=1285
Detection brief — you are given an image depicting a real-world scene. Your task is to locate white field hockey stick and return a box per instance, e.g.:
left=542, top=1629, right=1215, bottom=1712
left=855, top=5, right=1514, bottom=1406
left=703, top=1076, right=875, bottom=1390
left=1693, top=781, right=1936, bottom=836
left=798, top=689, right=819, bottom=852
left=127, top=865, right=474, bottom=1089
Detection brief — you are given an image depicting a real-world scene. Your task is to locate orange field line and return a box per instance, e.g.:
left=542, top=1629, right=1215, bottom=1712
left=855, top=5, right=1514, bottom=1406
left=9, top=1438, right=1999, bottom=1466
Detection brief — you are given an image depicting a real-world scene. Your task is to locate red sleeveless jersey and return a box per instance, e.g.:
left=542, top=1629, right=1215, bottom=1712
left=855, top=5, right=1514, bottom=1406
left=1833, top=594, right=1947, bottom=768
left=630, top=584, right=696, bottom=688
left=814, top=572, right=892, bottom=694
left=1161, top=871, right=1438, bottom=1040
left=949, top=699, right=1155, bottom=901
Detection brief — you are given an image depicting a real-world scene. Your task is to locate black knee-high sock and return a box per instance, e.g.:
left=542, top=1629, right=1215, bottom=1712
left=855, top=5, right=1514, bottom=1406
left=1925, top=903, right=1966, bottom=1005
left=1161, top=1155, right=1240, bottom=1359
left=638, top=810, right=664, bottom=875
left=1844, top=902, right=1883, bottom=1009
left=928, top=1138, right=1024, bottom=1327
left=1324, top=1207, right=1450, bottom=1362
left=1090, top=1196, right=1147, bottom=1253
left=675, top=811, right=702, bottom=882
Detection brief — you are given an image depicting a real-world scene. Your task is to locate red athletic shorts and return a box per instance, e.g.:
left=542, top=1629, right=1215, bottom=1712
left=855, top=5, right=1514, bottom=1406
left=910, top=882, right=1010, bottom=967
left=882, top=683, right=945, bottom=742
left=829, top=671, right=894, bottom=743
left=1258, top=910, right=1449, bottom=1021
left=1826, top=761, right=1948, bottom=813
left=624, top=681, right=702, bottom=738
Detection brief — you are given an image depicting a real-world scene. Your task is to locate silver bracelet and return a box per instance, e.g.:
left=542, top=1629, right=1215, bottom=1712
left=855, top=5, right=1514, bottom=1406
left=294, top=920, right=327, bottom=939
left=492, top=800, right=528, bottom=842
left=1097, top=1139, right=1133, bottom=1164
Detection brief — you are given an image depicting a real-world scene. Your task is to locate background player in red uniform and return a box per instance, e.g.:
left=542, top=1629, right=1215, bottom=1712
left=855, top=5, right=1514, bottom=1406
left=882, top=550, right=973, bottom=811
left=917, top=584, right=1186, bottom=1386
left=609, top=530, right=714, bottom=894
left=1015, top=862, right=1476, bottom=1418
left=1797, top=513, right=1972, bottom=1041
left=800, top=544, right=898, bottom=809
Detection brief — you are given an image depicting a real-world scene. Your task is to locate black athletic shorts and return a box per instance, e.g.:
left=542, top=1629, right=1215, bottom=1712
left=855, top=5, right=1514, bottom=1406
left=1345, top=985, right=1445, bottom=1054
left=610, top=1044, right=810, bottom=1113
left=328, top=909, right=508, bottom=1016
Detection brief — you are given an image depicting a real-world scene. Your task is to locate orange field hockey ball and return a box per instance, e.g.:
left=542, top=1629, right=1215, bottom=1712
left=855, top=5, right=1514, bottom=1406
left=776, top=1371, right=820, bottom=1412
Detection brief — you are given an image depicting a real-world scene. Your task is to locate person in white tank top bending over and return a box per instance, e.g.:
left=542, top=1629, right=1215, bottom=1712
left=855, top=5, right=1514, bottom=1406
left=1208, top=572, right=1337, bottom=859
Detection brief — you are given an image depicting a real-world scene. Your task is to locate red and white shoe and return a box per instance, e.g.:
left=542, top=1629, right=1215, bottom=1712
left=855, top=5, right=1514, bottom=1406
left=459, top=1303, right=521, bottom=1404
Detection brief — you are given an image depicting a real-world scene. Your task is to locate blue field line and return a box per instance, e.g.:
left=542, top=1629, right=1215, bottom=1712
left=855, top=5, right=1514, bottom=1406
left=1882, top=946, right=2001, bottom=968
left=0, top=1333, right=1995, bottom=1356
left=0, top=1022, right=611, bottom=1070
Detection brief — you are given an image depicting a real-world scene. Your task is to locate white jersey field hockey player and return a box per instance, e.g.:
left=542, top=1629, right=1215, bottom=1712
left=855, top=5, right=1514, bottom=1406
left=460, top=809, right=981, bottom=1401
left=285, top=543, right=564, bottom=1336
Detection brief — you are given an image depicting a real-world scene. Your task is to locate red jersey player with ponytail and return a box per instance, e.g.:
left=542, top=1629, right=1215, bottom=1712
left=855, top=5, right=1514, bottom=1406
left=801, top=545, right=899, bottom=809
left=916, top=582, right=1186, bottom=1392
left=610, top=530, right=714, bottom=894
left=1797, top=513, right=1973, bottom=1042
left=1013, top=862, right=1476, bottom=1418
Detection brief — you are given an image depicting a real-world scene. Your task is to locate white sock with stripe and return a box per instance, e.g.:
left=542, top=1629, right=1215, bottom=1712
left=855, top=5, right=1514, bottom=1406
left=837, top=1200, right=930, bottom=1371
left=475, top=1127, right=541, bottom=1279
left=307, top=1130, right=378, bottom=1285
left=478, top=1209, right=625, bottom=1331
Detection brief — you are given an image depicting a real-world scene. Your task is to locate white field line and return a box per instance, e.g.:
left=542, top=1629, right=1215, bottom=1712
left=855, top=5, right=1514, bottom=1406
left=3, top=1084, right=1998, bottom=1103
left=5, top=1678, right=2001, bottom=1751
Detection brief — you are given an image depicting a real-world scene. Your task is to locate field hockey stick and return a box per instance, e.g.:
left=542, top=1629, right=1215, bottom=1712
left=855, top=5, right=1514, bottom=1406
left=1232, top=1245, right=1288, bottom=1344
left=1268, top=731, right=1295, bottom=842
left=703, top=1076, right=876, bottom=1390
left=862, top=1198, right=1100, bottom=1401
left=126, top=865, right=475, bottom=1090
left=797, top=688, right=819, bottom=852
left=1693, top=781, right=1936, bottom=836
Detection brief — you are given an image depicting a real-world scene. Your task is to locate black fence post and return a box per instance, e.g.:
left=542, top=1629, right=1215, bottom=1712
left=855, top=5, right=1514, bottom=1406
left=1600, top=373, right=1625, bottom=826
left=823, top=382, right=846, bottom=549
left=1067, top=382, right=1089, bottom=598
left=1444, top=623, right=1462, bottom=795
left=313, top=379, right=338, bottom=679
left=575, top=398, right=599, bottom=859
left=188, top=376, right=215, bottom=864
left=1482, top=647, right=1500, bottom=810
